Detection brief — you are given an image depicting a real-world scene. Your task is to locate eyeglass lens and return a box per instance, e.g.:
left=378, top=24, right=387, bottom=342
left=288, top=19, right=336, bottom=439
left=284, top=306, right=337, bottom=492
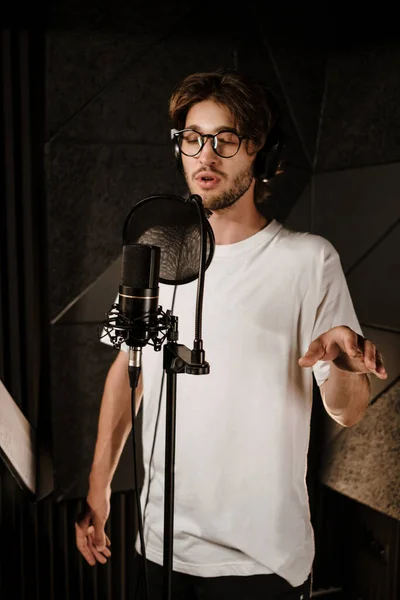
left=178, top=130, right=241, bottom=158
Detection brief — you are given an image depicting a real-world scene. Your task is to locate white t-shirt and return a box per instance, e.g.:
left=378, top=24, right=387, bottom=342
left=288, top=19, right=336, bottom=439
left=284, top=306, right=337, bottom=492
left=103, top=220, right=362, bottom=587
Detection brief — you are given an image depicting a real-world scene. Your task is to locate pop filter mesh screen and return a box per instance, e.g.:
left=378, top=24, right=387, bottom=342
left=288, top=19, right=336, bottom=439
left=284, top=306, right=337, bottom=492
left=123, top=195, right=214, bottom=285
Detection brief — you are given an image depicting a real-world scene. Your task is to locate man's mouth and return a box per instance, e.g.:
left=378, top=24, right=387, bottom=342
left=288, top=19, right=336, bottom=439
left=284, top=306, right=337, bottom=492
left=195, top=173, right=222, bottom=189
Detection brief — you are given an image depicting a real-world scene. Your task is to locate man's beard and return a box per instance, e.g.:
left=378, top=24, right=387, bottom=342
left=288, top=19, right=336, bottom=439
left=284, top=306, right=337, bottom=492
left=188, top=165, right=253, bottom=211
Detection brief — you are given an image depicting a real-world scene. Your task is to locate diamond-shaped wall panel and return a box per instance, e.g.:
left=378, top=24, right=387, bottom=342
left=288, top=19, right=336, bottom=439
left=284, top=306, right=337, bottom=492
left=57, top=255, right=122, bottom=324
left=347, top=222, right=400, bottom=332
left=313, top=163, right=400, bottom=272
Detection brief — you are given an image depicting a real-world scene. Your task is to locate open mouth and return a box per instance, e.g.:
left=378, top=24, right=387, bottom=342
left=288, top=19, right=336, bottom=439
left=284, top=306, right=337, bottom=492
left=195, top=173, right=221, bottom=189
left=196, top=177, right=219, bottom=189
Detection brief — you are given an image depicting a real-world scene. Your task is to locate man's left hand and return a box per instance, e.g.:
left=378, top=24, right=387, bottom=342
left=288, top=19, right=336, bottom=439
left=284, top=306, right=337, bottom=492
left=298, top=325, right=387, bottom=379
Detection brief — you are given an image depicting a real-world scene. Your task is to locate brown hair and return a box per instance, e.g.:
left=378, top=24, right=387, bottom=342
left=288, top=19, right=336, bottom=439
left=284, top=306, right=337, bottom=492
left=168, top=69, right=278, bottom=151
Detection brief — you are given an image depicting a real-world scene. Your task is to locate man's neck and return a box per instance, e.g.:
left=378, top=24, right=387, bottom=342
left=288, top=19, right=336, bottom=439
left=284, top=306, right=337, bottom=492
left=208, top=193, right=269, bottom=246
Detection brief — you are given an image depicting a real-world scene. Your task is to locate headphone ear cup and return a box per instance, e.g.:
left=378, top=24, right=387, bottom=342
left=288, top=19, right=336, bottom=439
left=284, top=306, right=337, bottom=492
left=174, top=140, right=184, bottom=173
left=254, top=122, right=284, bottom=182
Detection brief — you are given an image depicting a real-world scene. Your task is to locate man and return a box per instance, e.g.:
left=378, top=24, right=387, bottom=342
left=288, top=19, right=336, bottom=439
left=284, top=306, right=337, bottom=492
left=75, top=70, right=387, bottom=599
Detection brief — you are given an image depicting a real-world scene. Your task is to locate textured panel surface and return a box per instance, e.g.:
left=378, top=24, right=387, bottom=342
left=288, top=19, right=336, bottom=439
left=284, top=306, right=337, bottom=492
left=317, top=42, right=400, bottom=171
left=320, top=380, right=400, bottom=520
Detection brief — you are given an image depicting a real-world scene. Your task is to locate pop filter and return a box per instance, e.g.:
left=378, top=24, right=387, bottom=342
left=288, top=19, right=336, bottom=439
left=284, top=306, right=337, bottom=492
left=122, top=194, right=215, bottom=285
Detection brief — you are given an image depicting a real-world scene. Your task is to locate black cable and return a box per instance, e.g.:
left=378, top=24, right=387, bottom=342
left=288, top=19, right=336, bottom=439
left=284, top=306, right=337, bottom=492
left=134, top=284, right=178, bottom=600
left=131, top=384, right=149, bottom=600
left=143, top=285, right=177, bottom=517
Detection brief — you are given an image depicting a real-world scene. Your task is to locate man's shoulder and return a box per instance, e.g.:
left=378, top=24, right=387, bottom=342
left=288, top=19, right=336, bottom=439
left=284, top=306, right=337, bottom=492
left=276, top=223, right=337, bottom=259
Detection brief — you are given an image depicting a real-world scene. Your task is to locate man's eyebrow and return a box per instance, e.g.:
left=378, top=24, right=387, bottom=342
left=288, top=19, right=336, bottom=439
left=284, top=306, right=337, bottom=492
left=186, top=125, right=238, bottom=133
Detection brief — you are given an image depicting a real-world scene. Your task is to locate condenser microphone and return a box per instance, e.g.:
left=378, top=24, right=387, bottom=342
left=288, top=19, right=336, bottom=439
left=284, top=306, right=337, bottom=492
left=118, top=243, right=161, bottom=388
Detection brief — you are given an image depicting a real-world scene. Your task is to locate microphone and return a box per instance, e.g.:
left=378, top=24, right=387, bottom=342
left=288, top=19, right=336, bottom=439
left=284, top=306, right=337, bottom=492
left=118, top=243, right=161, bottom=388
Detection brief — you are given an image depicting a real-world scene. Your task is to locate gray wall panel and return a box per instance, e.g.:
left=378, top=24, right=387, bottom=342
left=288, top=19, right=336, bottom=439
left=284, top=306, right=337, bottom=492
left=317, top=42, right=400, bottom=171
left=47, top=141, right=183, bottom=320
left=57, top=33, right=236, bottom=142
left=347, top=223, right=400, bottom=331
left=313, top=163, right=400, bottom=272
left=46, top=30, right=159, bottom=140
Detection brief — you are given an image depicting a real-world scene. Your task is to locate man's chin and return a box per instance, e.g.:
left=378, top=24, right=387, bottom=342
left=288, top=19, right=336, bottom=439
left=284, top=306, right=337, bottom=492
left=188, top=187, right=216, bottom=207
left=198, top=194, right=222, bottom=211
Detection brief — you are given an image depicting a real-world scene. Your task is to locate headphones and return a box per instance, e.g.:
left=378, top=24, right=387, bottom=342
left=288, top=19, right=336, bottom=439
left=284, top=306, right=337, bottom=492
left=170, top=85, right=284, bottom=183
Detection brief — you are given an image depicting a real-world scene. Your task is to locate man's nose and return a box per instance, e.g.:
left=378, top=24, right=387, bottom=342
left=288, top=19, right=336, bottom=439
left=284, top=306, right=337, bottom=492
left=198, top=137, right=218, bottom=163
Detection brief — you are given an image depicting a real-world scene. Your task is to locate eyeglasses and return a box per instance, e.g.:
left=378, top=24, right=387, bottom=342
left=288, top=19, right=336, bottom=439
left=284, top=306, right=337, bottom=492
left=171, top=128, right=247, bottom=158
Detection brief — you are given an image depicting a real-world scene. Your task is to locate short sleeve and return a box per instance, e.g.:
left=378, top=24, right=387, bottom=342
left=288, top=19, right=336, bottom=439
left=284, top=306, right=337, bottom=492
left=312, top=241, right=363, bottom=387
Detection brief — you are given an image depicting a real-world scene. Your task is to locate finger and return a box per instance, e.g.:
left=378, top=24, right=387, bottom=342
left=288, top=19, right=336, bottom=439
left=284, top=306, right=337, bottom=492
left=362, top=339, right=377, bottom=371
left=97, top=531, right=111, bottom=557
left=88, top=535, right=108, bottom=564
left=299, top=339, right=325, bottom=367
left=75, top=523, right=96, bottom=566
left=375, top=350, right=388, bottom=379
left=342, top=330, right=361, bottom=359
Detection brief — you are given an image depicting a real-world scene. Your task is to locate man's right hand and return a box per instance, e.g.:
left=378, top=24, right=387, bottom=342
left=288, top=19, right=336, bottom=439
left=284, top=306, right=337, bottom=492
left=75, top=487, right=112, bottom=566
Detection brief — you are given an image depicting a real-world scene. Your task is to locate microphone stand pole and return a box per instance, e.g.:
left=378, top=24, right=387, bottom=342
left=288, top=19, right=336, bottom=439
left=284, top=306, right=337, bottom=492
left=162, top=194, right=212, bottom=600
left=162, top=328, right=209, bottom=600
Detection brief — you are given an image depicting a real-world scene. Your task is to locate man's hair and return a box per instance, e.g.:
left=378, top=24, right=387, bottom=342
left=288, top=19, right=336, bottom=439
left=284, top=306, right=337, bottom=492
left=169, top=69, right=278, bottom=151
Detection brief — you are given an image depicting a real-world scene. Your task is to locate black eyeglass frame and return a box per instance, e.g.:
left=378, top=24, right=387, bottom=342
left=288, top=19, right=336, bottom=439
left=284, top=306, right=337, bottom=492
left=171, top=128, right=248, bottom=158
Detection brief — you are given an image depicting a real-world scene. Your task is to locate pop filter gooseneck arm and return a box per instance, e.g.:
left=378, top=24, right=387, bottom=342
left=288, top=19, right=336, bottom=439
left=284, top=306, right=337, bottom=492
left=189, top=194, right=209, bottom=363
left=162, top=194, right=211, bottom=600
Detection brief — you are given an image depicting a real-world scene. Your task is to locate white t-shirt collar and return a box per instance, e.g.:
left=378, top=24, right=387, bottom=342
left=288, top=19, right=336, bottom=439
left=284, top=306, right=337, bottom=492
left=212, top=219, right=283, bottom=259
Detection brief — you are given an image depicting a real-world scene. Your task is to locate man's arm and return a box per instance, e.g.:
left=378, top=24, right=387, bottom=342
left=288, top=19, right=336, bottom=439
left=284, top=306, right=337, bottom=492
left=89, top=349, right=143, bottom=490
left=320, top=365, right=370, bottom=427
left=299, top=325, right=387, bottom=427
left=76, top=350, right=144, bottom=566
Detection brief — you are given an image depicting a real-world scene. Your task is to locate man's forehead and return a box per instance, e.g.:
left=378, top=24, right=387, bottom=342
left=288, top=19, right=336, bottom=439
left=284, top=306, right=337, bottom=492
left=184, top=123, right=237, bottom=134
left=183, top=99, right=240, bottom=137
left=185, top=99, right=234, bottom=122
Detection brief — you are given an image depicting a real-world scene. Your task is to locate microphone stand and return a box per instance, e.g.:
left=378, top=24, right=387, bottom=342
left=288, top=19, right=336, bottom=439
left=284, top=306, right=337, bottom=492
left=161, top=195, right=212, bottom=600
left=100, top=194, right=213, bottom=600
